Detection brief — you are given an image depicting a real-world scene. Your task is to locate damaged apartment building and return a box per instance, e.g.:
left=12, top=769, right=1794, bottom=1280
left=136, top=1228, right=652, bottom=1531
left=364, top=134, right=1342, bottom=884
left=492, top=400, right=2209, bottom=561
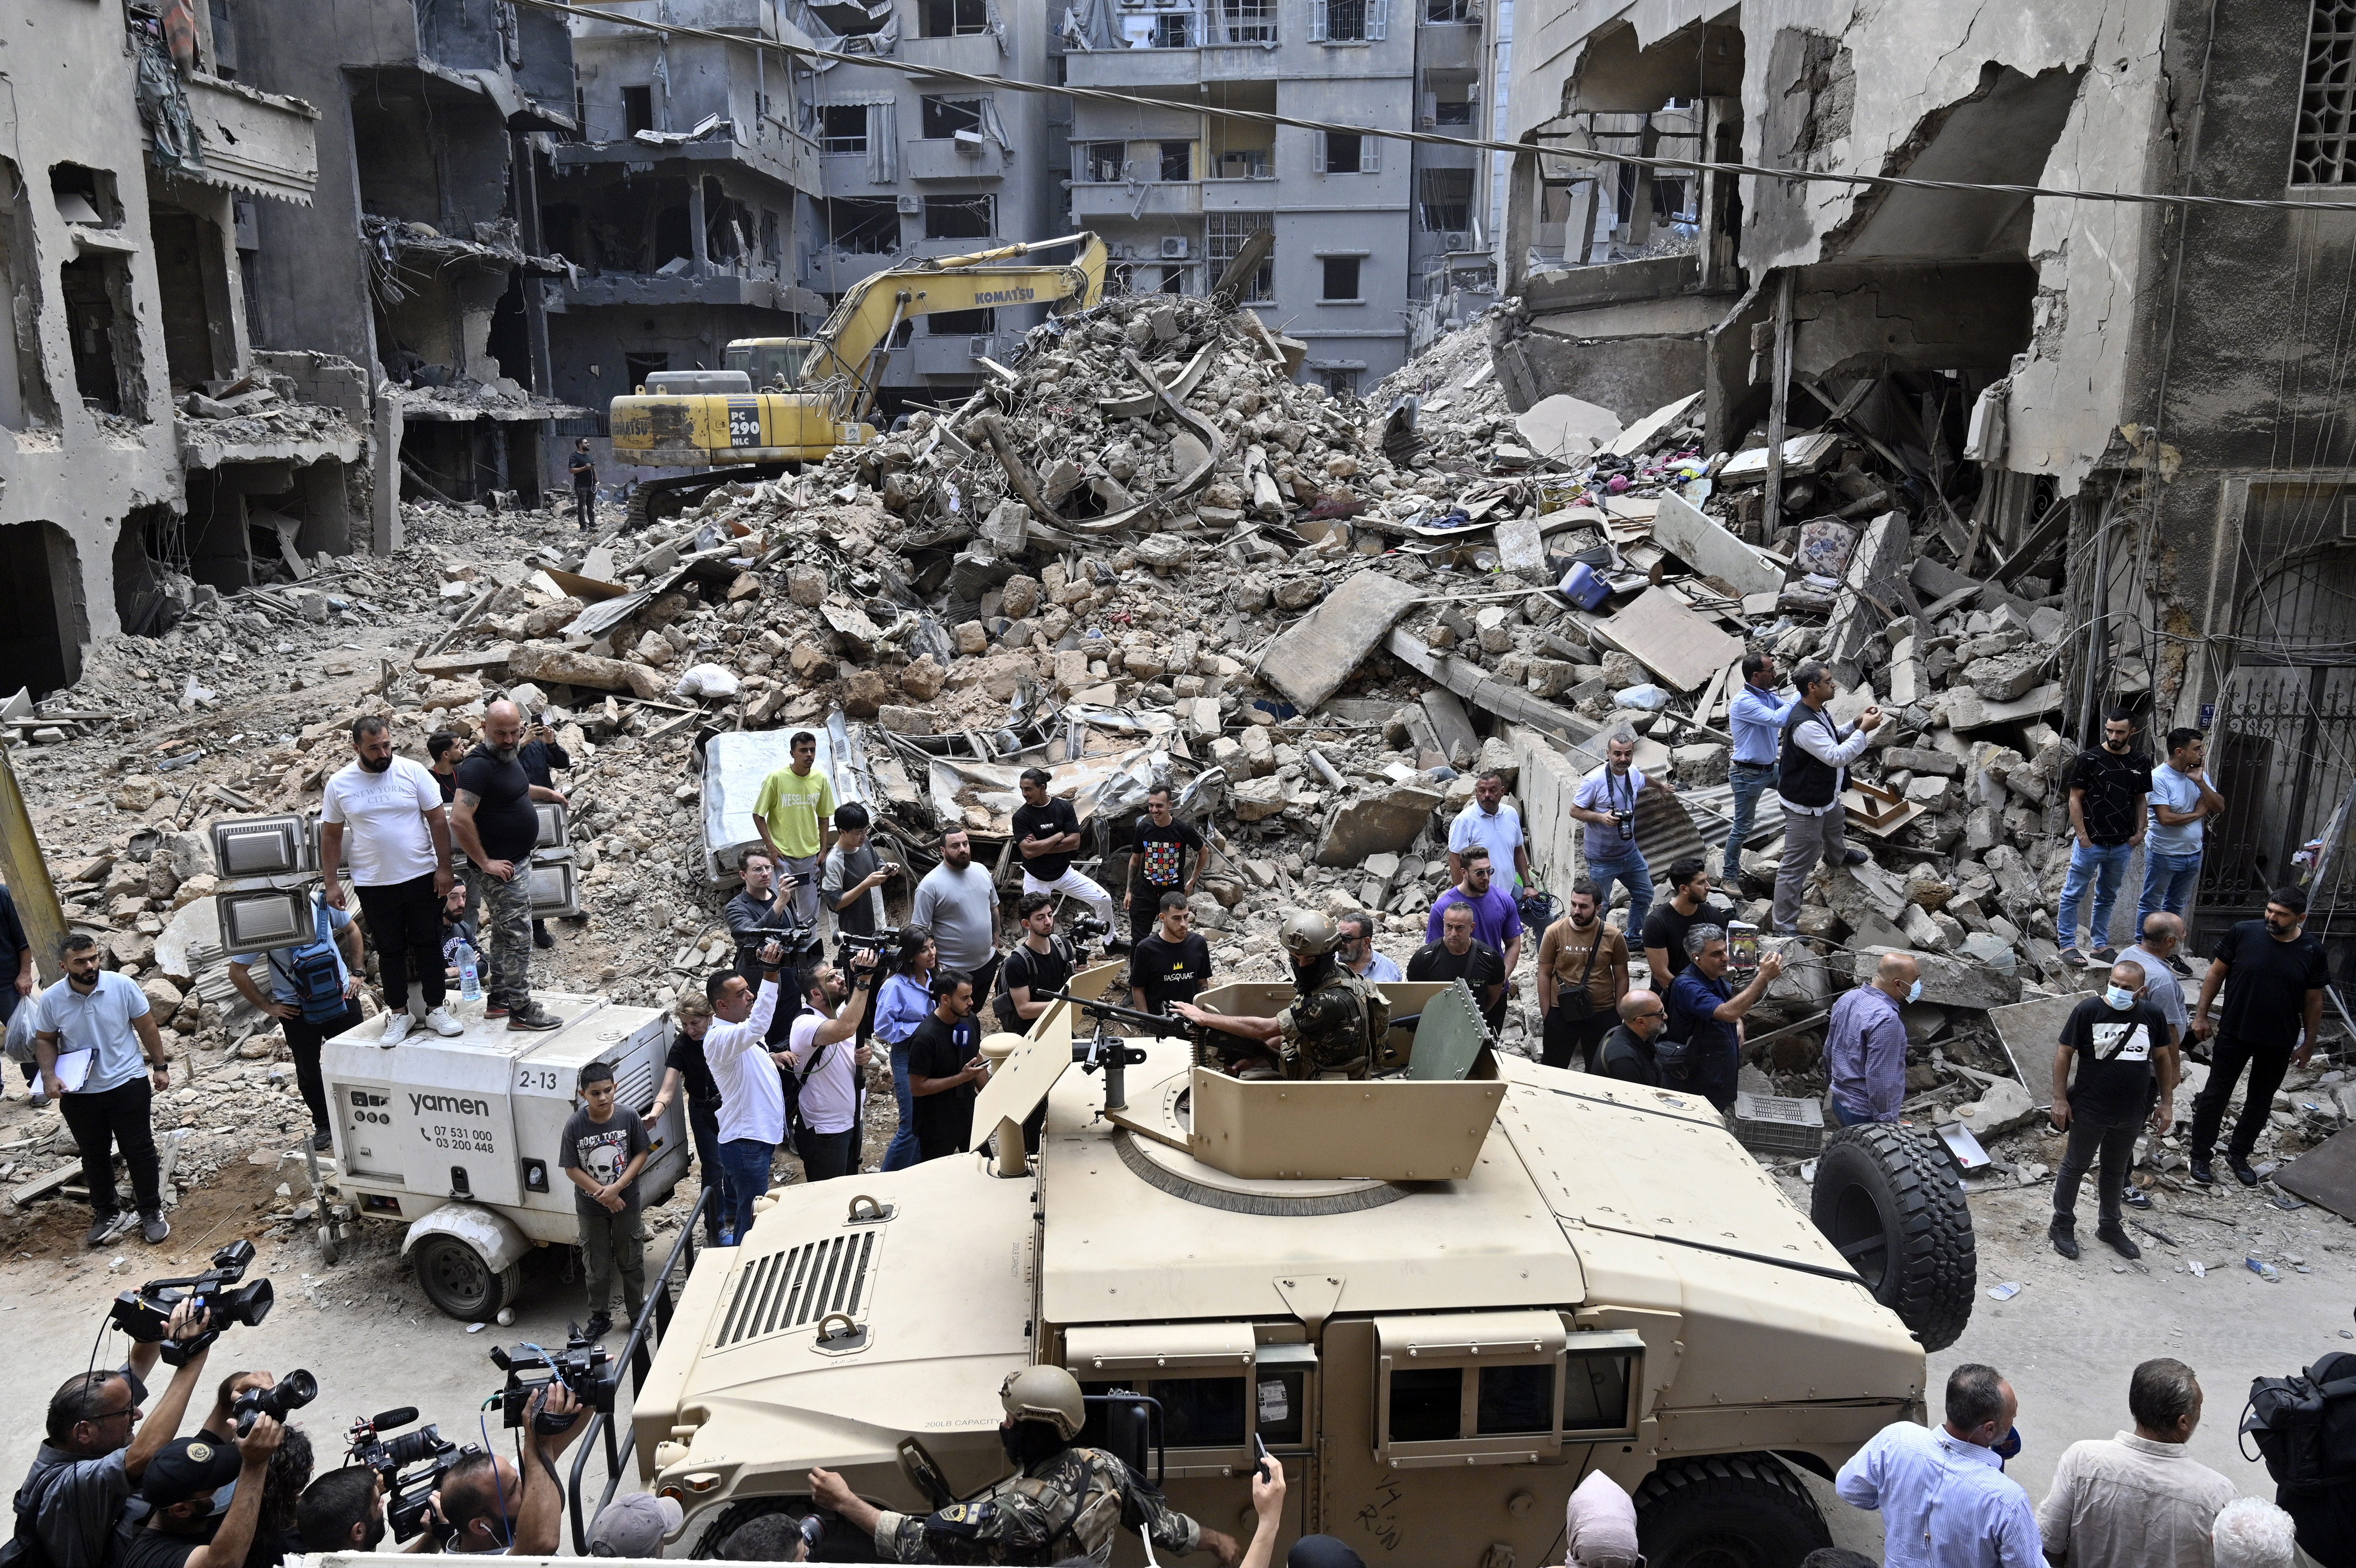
left=1499, top=0, right=2356, bottom=960
left=1059, top=0, right=1496, bottom=390
left=233, top=0, right=585, bottom=510
left=0, top=0, right=360, bottom=701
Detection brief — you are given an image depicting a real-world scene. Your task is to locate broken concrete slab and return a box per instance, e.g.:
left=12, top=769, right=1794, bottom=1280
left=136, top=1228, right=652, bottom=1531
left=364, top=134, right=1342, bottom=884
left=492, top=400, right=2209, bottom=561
left=1262, top=571, right=1424, bottom=714
left=1985, top=992, right=2081, bottom=1108
left=1852, top=946, right=2021, bottom=1009
left=507, top=643, right=671, bottom=701
left=1943, top=682, right=2067, bottom=731
left=1592, top=586, right=1745, bottom=693
left=1951, top=1075, right=2038, bottom=1140
left=1514, top=393, right=1621, bottom=460
left=1650, top=492, right=1784, bottom=596
left=1601, top=391, right=1701, bottom=459
left=1827, top=512, right=1909, bottom=681
left=1315, top=782, right=1444, bottom=866
left=1419, top=686, right=1480, bottom=765
left=1495, top=516, right=1549, bottom=580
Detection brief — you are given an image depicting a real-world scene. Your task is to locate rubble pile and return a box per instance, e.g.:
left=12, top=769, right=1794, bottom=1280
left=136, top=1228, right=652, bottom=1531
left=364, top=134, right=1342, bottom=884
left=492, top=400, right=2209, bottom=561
left=3, top=286, right=2352, bottom=1233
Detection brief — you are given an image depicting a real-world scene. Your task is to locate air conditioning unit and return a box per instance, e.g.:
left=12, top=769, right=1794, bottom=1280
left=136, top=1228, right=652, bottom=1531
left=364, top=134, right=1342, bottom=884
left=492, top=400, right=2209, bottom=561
left=969, top=335, right=994, bottom=356
left=896, top=195, right=923, bottom=214
left=1440, top=230, right=1472, bottom=250
left=210, top=814, right=315, bottom=878
left=953, top=128, right=986, bottom=153
left=1160, top=235, right=1190, bottom=259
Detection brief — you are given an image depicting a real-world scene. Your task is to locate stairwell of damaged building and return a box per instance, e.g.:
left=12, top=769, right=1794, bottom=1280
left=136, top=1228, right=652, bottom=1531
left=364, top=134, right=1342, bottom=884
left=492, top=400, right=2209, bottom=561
left=1495, top=0, right=2356, bottom=973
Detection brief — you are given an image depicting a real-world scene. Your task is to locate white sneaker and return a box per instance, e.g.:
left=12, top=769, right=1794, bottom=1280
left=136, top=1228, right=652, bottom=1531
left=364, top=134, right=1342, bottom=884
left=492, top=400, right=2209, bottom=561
left=380, top=1012, right=414, bottom=1047
left=422, top=1007, right=464, bottom=1038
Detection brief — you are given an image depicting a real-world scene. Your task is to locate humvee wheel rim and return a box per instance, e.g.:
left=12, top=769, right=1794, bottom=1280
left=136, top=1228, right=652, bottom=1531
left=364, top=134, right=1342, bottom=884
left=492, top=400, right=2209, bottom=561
left=1828, top=1181, right=1889, bottom=1288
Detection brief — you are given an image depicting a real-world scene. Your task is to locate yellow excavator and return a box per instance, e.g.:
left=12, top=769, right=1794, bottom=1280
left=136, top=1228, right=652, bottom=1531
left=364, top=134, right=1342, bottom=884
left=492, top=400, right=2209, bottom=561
left=608, top=230, right=1108, bottom=528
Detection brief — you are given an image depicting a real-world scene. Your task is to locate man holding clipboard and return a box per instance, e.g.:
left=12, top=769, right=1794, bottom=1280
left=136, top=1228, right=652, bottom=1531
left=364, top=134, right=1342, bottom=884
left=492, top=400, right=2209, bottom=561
left=33, top=933, right=174, bottom=1246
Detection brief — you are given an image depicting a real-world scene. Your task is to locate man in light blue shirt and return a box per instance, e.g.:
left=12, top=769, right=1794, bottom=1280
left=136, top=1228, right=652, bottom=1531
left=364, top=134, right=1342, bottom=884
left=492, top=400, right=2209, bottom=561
left=33, top=933, right=172, bottom=1246
left=1568, top=731, right=1672, bottom=944
left=1337, top=911, right=1403, bottom=983
left=1723, top=651, right=1792, bottom=875
left=1448, top=773, right=1530, bottom=889
left=1836, top=1363, right=2041, bottom=1568
left=2138, top=727, right=2225, bottom=929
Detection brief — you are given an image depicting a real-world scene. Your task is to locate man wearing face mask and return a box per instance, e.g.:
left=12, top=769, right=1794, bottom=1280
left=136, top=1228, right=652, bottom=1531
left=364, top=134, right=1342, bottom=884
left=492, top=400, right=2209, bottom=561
left=2051, top=958, right=2179, bottom=1261
left=1825, top=952, right=1920, bottom=1127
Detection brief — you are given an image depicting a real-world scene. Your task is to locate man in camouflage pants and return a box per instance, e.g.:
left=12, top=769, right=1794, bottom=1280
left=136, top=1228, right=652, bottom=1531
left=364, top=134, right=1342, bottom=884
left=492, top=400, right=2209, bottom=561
left=1172, top=911, right=1387, bottom=1078
left=811, top=1366, right=1240, bottom=1564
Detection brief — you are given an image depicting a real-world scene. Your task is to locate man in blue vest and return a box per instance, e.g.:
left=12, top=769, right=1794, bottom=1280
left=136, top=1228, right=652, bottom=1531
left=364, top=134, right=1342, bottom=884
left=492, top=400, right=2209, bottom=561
left=1770, top=660, right=1882, bottom=935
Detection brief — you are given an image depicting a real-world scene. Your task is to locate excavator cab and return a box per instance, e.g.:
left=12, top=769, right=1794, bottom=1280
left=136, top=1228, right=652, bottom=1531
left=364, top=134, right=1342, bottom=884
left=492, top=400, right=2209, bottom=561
left=723, top=339, right=822, bottom=393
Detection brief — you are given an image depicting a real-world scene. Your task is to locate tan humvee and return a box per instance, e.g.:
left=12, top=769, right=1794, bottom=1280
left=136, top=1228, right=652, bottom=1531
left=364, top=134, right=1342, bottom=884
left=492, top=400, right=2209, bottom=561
left=632, top=967, right=1968, bottom=1568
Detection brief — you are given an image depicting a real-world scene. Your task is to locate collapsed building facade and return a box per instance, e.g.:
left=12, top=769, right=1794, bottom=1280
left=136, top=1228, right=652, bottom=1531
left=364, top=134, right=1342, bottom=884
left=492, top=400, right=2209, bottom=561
left=1502, top=0, right=2356, bottom=964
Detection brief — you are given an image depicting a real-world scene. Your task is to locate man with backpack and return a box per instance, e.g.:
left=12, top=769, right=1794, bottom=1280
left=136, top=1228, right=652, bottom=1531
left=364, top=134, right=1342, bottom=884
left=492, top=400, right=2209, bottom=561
left=228, top=897, right=367, bottom=1153
left=782, top=952, right=880, bottom=1182
left=1000, top=894, right=1080, bottom=1026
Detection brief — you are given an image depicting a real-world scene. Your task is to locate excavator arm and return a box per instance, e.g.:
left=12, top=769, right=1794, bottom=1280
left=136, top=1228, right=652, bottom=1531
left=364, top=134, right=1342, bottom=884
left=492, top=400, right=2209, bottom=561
left=813, top=231, right=1108, bottom=416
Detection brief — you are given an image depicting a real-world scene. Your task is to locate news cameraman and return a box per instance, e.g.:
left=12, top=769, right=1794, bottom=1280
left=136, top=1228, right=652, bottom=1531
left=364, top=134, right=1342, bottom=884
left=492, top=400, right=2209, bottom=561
left=109, top=1418, right=286, bottom=1568
left=725, top=852, right=805, bottom=1045
left=16, top=1301, right=215, bottom=1568
left=423, top=1386, right=590, bottom=1555
left=294, top=1468, right=385, bottom=1555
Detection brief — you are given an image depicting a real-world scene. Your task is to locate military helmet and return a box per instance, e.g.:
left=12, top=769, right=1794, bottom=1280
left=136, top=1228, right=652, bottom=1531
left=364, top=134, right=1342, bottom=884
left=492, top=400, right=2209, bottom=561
left=1278, top=910, right=1341, bottom=961
left=1000, top=1364, right=1086, bottom=1441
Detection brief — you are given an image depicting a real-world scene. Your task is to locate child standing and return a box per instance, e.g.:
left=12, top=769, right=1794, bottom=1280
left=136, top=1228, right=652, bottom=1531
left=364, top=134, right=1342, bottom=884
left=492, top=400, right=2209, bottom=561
left=560, top=1059, right=649, bottom=1339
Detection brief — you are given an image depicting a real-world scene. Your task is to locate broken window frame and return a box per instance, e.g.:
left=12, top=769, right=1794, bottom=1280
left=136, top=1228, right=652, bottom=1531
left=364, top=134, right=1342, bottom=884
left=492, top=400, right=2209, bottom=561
left=922, top=193, right=995, bottom=240
left=1216, top=0, right=1276, bottom=43
left=917, top=0, right=993, bottom=35
left=826, top=196, right=902, bottom=254
left=1081, top=141, right=1128, bottom=182
left=1309, top=0, right=1385, bottom=42
left=919, top=95, right=985, bottom=140
left=1319, top=254, right=1363, bottom=302
left=1206, top=211, right=1274, bottom=301
left=1150, top=10, right=1197, bottom=46
left=1316, top=131, right=1376, bottom=174
left=819, top=104, right=871, bottom=153
left=1417, top=166, right=1473, bottom=232
left=621, top=85, right=655, bottom=136
left=1158, top=141, right=1194, bottom=182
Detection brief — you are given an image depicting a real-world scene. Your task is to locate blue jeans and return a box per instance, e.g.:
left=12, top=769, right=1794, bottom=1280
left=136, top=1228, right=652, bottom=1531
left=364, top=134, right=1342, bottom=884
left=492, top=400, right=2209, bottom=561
left=1830, top=1100, right=1880, bottom=1128
left=882, top=1043, right=921, bottom=1172
left=1587, top=848, right=1652, bottom=947
left=2138, top=849, right=2202, bottom=925
left=2055, top=840, right=2133, bottom=949
left=715, top=1138, right=774, bottom=1245
left=1724, top=761, right=1778, bottom=873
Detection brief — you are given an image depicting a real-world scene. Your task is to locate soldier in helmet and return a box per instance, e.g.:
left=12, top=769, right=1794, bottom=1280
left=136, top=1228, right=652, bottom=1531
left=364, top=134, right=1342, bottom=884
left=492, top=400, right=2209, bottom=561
left=1171, top=911, right=1388, bottom=1079
left=807, top=1364, right=1242, bottom=1565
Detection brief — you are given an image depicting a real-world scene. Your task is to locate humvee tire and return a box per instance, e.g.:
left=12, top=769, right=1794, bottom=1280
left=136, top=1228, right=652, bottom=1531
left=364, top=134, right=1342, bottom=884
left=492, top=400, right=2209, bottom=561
left=1810, top=1122, right=1976, bottom=1352
left=1635, top=1452, right=1830, bottom=1568
left=412, top=1234, right=521, bottom=1323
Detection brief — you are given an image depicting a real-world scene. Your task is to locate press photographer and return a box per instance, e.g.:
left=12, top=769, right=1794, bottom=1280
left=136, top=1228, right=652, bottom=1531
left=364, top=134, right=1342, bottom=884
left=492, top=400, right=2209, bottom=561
left=109, top=1419, right=285, bottom=1568
left=423, top=1386, right=590, bottom=1554
left=14, top=1300, right=215, bottom=1568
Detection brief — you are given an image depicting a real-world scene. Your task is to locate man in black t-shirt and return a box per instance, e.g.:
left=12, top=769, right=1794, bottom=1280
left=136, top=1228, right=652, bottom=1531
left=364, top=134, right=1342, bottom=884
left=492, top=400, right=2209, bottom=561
left=452, top=701, right=561, bottom=1031
left=1125, top=785, right=1204, bottom=946
left=2050, top=960, right=2179, bottom=1261
left=1407, top=903, right=1507, bottom=1032
left=907, top=974, right=987, bottom=1161
left=999, top=893, right=1079, bottom=1027
left=1640, top=857, right=1733, bottom=992
left=568, top=438, right=597, bottom=532
left=112, top=1427, right=285, bottom=1568
left=2191, top=884, right=2333, bottom=1186
left=1129, top=894, right=1213, bottom=1015
left=1013, top=769, right=1117, bottom=944
left=648, top=995, right=728, bottom=1245
left=2056, top=710, right=2154, bottom=967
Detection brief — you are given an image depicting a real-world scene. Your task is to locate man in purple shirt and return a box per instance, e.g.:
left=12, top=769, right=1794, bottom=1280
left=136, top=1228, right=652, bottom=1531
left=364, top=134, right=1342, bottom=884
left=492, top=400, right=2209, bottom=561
left=1826, top=951, right=1920, bottom=1126
left=1425, top=848, right=1523, bottom=977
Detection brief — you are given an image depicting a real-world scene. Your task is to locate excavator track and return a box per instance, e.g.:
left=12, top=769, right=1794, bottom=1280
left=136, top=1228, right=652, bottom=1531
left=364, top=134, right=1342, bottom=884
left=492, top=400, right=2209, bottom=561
left=623, top=467, right=783, bottom=533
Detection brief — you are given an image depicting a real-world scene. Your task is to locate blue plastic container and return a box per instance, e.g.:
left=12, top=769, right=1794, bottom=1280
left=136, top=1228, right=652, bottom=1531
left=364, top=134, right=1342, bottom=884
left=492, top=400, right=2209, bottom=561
left=1559, top=561, right=1612, bottom=610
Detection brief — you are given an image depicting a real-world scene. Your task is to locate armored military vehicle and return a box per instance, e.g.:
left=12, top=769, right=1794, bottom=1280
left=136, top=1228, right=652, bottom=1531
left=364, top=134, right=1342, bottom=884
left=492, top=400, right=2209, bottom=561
left=632, top=972, right=1974, bottom=1567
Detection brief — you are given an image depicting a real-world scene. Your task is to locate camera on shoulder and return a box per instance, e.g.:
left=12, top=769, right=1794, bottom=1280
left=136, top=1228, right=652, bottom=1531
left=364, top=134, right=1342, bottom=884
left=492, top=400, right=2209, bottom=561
left=346, top=1406, right=479, bottom=1542
left=491, top=1327, right=614, bottom=1429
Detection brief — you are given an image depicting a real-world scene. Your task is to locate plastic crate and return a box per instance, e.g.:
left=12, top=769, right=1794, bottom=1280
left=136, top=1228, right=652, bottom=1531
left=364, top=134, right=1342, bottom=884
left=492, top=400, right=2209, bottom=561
left=1732, top=1091, right=1825, bottom=1158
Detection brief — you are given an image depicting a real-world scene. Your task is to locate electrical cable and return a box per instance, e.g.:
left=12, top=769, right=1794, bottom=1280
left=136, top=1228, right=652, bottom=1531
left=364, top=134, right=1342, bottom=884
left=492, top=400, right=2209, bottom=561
left=501, top=0, right=2356, bottom=214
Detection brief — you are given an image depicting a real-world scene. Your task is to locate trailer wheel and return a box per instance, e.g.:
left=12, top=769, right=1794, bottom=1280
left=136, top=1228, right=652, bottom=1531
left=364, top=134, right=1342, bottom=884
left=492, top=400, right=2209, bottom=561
left=316, top=1225, right=339, bottom=1267
left=1810, top=1122, right=1977, bottom=1351
left=1635, top=1452, right=1830, bottom=1568
left=414, top=1233, right=520, bottom=1322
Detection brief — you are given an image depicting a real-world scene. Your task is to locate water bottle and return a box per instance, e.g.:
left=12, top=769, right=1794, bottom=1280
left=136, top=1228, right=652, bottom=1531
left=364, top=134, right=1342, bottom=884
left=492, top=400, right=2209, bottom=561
left=457, top=941, right=481, bottom=1002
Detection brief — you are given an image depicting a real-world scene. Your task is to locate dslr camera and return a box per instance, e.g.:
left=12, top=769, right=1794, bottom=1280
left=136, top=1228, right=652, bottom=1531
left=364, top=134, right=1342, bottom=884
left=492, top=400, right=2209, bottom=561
left=347, top=1407, right=478, bottom=1543
left=232, top=1370, right=318, bottom=1437
left=1069, top=914, right=1112, bottom=939
left=110, top=1240, right=273, bottom=1364
left=491, top=1329, right=614, bottom=1428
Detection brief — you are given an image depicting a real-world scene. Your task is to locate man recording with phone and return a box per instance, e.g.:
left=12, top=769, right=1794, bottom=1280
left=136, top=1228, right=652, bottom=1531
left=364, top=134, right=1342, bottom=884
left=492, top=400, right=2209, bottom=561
left=420, top=1386, right=589, bottom=1555
left=16, top=1301, right=216, bottom=1568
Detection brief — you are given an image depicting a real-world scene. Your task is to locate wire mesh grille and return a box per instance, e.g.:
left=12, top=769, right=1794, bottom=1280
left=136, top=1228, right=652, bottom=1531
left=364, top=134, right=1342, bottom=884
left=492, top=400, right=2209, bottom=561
left=2294, top=0, right=2356, bottom=184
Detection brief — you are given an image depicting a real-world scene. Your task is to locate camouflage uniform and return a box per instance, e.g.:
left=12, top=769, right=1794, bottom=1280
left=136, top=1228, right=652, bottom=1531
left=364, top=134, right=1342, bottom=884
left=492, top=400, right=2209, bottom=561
left=1273, top=965, right=1382, bottom=1078
left=872, top=1445, right=1204, bottom=1564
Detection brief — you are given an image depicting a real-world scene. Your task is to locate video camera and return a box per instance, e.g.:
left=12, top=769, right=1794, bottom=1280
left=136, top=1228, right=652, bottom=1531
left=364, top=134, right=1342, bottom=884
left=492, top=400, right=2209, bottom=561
left=835, top=927, right=905, bottom=953
left=110, top=1240, right=273, bottom=1364
left=346, top=1407, right=476, bottom=1543
left=232, top=1370, right=318, bottom=1437
left=1068, top=914, right=1112, bottom=940
left=737, top=926, right=824, bottom=963
left=490, top=1329, right=614, bottom=1428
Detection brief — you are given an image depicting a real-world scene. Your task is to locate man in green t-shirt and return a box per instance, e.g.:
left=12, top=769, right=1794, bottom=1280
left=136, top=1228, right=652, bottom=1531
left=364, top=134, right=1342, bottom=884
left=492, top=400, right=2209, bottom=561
left=752, top=731, right=837, bottom=928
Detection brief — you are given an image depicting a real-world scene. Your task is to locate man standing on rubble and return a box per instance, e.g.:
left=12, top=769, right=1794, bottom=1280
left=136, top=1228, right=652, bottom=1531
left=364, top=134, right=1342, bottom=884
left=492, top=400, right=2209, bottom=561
left=451, top=700, right=562, bottom=1032
left=1567, top=730, right=1673, bottom=942
left=1825, top=951, right=1919, bottom=1126
left=1011, top=769, right=1118, bottom=943
left=2139, top=727, right=2225, bottom=935
left=1408, top=902, right=1509, bottom=1035
left=1724, top=651, right=1791, bottom=878
left=1642, top=858, right=1732, bottom=993
left=913, top=829, right=1004, bottom=1011
left=567, top=438, right=597, bottom=533
left=2057, top=709, right=2152, bottom=968
left=1665, top=926, right=1784, bottom=1112
left=1536, top=881, right=1627, bottom=1071
left=1449, top=771, right=1530, bottom=890
left=751, top=732, right=836, bottom=932
left=1124, top=784, right=1204, bottom=948
left=1770, top=661, right=1881, bottom=936
left=320, top=717, right=463, bottom=1046
left=1426, top=848, right=1523, bottom=979
left=2189, top=884, right=2329, bottom=1187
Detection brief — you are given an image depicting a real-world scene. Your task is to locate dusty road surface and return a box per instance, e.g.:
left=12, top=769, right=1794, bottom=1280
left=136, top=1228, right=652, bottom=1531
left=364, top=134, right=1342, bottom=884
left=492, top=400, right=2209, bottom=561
left=3, top=1112, right=2348, bottom=1562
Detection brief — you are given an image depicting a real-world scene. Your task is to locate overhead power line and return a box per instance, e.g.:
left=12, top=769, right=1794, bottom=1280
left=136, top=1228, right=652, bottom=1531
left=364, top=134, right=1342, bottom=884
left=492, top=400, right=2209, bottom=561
left=510, top=0, right=2356, bottom=214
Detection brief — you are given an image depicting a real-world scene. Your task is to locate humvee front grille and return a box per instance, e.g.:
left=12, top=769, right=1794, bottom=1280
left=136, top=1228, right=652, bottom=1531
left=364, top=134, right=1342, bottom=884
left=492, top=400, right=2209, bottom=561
left=716, top=1231, right=877, bottom=1347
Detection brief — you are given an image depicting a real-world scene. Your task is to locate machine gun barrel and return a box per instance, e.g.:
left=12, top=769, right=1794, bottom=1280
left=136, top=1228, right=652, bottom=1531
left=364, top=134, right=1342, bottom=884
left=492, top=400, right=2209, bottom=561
left=1039, top=991, right=1190, bottom=1037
